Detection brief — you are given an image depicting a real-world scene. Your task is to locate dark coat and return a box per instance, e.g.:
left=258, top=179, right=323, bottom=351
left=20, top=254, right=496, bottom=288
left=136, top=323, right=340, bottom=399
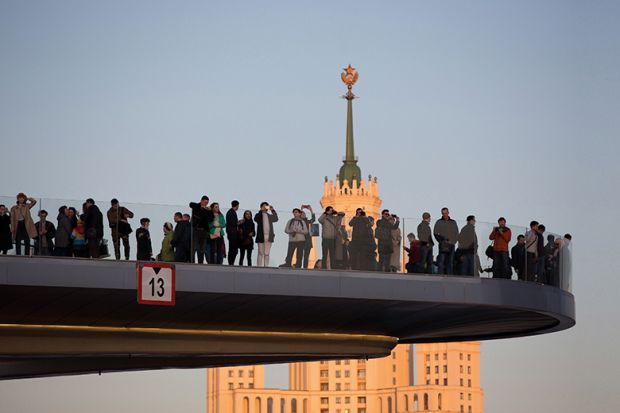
left=226, top=208, right=239, bottom=240
left=375, top=218, right=399, bottom=254
left=85, top=204, right=104, bottom=239
left=254, top=210, right=279, bottom=243
left=172, top=220, right=191, bottom=249
left=136, top=227, right=152, bottom=260
left=189, top=202, right=214, bottom=231
left=34, top=220, right=56, bottom=250
left=55, top=213, right=73, bottom=248
left=238, top=219, right=255, bottom=249
left=0, top=215, right=12, bottom=251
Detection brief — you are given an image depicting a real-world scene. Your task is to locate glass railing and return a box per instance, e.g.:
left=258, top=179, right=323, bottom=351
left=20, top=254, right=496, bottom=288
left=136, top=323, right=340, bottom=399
left=0, top=196, right=572, bottom=293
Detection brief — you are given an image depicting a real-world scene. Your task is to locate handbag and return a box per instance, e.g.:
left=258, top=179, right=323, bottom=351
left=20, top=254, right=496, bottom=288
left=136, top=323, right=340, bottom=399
left=485, top=244, right=494, bottom=260
left=99, top=239, right=110, bottom=258
left=118, top=221, right=132, bottom=236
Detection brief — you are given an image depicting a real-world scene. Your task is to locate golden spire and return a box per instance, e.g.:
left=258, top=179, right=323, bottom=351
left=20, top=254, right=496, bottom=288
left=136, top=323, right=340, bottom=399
left=341, top=64, right=359, bottom=100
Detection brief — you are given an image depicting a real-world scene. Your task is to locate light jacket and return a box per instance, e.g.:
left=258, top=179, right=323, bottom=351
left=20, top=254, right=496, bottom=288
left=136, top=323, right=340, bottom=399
left=319, top=213, right=343, bottom=240
left=10, top=201, right=37, bottom=240
left=160, top=231, right=175, bottom=261
left=285, top=218, right=308, bottom=242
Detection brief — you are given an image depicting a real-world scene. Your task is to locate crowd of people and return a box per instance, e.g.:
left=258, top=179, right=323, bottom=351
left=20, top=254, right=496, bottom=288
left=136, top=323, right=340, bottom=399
left=0, top=193, right=572, bottom=287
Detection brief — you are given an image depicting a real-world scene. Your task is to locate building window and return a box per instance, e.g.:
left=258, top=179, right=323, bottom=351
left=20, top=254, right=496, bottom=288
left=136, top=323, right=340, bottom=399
left=336, top=370, right=341, bottom=378
left=336, top=383, right=341, bottom=391
left=467, top=354, right=471, bottom=361
left=239, top=383, right=244, bottom=388
left=392, top=365, right=396, bottom=372
left=468, top=379, right=472, bottom=387
left=345, top=397, right=350, bottom=404
left=460, top=405, right=464, bottom=413
left=336, top=360, right=341, bottom=365
left=468, top=407, right=472, bottom=413
left=460, top=365, right=464, bottom=373
left=358, top=397, right=366, bottom=404
left=468, top=394, right=472, bottom=401
left=358, top=382, right=366, bottom=390
left=321, top=383, right=329, bottom=391
left=238, top=370, right=244, bottom=378
left=443, top=365, right=447, bottom=373
left=426, top=367, right=431, bottom=374
left=460, top=353, right=463, bottom=360
left=438, top=393, right=442, bottom=410
left=358, top=409, right=366, bottom=413
left=393, top=378, right=396, bottom=385
left=392, top=352, right=396, bottom=359
left=228, top=370, right=234, bottom=378
left=357, top=370, right=366, bottom=378
left=468, top=366, right=471, bottom=374
left=435, top=366, right=439, bottom=374
left=249, top=370, right=254, bottom=378
left=435, top=353, right=439, bottom=361
left=423, top=394, right=429, bottom=411
left=413, top=395, right=419, bottom=411
left=228, top=383, right=233, bottom=390
left=291, top=399, right=297, bottom=413
left=435, top=379, right=439, bottom=385
left=460, top=393, right=464, bottom=400
left=345, top=370, right=350, bottom=378
left=443, top=353, right=447, bottom=360
left=443, top=378, right=448, bottom=386
left=320, top=370, right=329, bottom=378
left=345, top=360, right=350, bottom=365
left=321, top=397, right=329, bottom=405
left=460, top=379, right=464, bottom=386
left=426, top=354, right=430, bottom=362
left=249, top=383, right=254, bottom=389
left=321, top=410, right=329, bottom=413
left=336, top=397, right=341, bottom=404
left=320, top=360, right=327, bottom=365
left=426, top=379, right=430, bottom=385
left=345, top=383, right=350, bottom=391
left=267, top=398, right=274, bottom=413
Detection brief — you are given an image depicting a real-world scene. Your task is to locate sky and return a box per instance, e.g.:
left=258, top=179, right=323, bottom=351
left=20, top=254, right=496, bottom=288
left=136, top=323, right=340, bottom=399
left=1, top=1, right=619, bottom=412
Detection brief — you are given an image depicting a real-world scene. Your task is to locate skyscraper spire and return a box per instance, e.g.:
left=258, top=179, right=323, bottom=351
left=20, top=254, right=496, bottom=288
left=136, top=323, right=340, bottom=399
left=339, top=65, right=362, bottom=185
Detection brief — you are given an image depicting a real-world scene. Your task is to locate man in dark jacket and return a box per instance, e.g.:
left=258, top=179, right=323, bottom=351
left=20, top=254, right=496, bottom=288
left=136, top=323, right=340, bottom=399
left=226, top=200, right=240, bottom=266
left=254, top=202, right=279, bottom=267
left=433, top=207, right=459, bottom=275
left=84, top=198, right=104, bottom=258
left=417, top=212, right=434, bottom=274
left=189, top=196, right=213, bottom=264
left=136, top=218, right=152, bottom=261
left=349, top=208, right=375, bottom=271
left=171, top=212, right=191, bottom=262
left=375, top=209, right=399, bottom=272
left=456, top=215, right=478, bottom=276
left=510, top=234, right=526, bottom=280
left=300, top=205, right=316, bottom=269
left=55, top=206, right=73, bottom=257
left=34, top=209, right=56, bottom=256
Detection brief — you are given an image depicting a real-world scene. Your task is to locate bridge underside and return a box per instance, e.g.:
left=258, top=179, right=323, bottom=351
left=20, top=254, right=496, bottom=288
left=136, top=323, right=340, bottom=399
left=0, top=256, right=575, bottom=379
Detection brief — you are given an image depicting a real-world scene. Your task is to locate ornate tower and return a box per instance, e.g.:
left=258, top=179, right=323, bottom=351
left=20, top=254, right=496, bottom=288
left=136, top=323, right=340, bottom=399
left=320, top=65, right=382, bottom=223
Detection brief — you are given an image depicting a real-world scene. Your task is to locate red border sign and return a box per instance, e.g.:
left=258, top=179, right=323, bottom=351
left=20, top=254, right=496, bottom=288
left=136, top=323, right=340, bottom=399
left=137, top=262, right=176, bottom=306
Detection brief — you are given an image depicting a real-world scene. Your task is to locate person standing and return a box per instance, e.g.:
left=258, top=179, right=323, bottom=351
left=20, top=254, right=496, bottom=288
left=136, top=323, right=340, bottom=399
left=524, top=221, right=539, bottom=282
left=318, top=206, right=343, bottom=270
left=84, top=198, right=104, bottom=258
left=375, top=210, right=399, bottom=272
left=71, top=209, right=88, bottom=258
left=489, top=217, right=512, bottom=279
left=417, top=212, right=434, bottom=274
left=238, top=210, right=255, bottom=266
left=10, top=193, right=37, bottom=256
left=300, top=205, right=316, bottom=269
left=55, top=206, right=73, bottom=257
left=159, top=222, right=175, bottom=262
left=348, top=209, right=375, bottom=271
left=208, top=202, right=226, bottom=264
left=0, top=205, right=13, bottom=254
left=171, top=212, right=191, bottom=262
left=536, top=224, right=547, bottom=283
left=403, top=233, right=422, bottom=273
left=254, top=202, right=279, bottom=267
left=433, top=207, right=459, bottom=275
left=107, top=198, right=134, bottom=260
left=389, top=216, right=402, bottom=272
left=456, top=215, right=478, bottom=276
left=226, top=200, right=240, bottom=266
left=281, top=208, right=308, bottom=268
left=189, top=196, right=213, bottom=264
left=33, top=210, right=56, bottom=256
left=136, top=218, right=152, bottom=261
left=510, top=234, right=526, bottom=281
left=335, top=224, right=350, bottom=269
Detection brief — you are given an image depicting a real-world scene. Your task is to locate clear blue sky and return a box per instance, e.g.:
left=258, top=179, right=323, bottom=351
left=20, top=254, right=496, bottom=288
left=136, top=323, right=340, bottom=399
left=1, top=1, right=619, bottom=412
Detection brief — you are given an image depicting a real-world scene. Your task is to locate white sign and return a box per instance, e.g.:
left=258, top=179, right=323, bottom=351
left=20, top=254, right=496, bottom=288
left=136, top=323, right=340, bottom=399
left=137, top=263, right=176, bottom=306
